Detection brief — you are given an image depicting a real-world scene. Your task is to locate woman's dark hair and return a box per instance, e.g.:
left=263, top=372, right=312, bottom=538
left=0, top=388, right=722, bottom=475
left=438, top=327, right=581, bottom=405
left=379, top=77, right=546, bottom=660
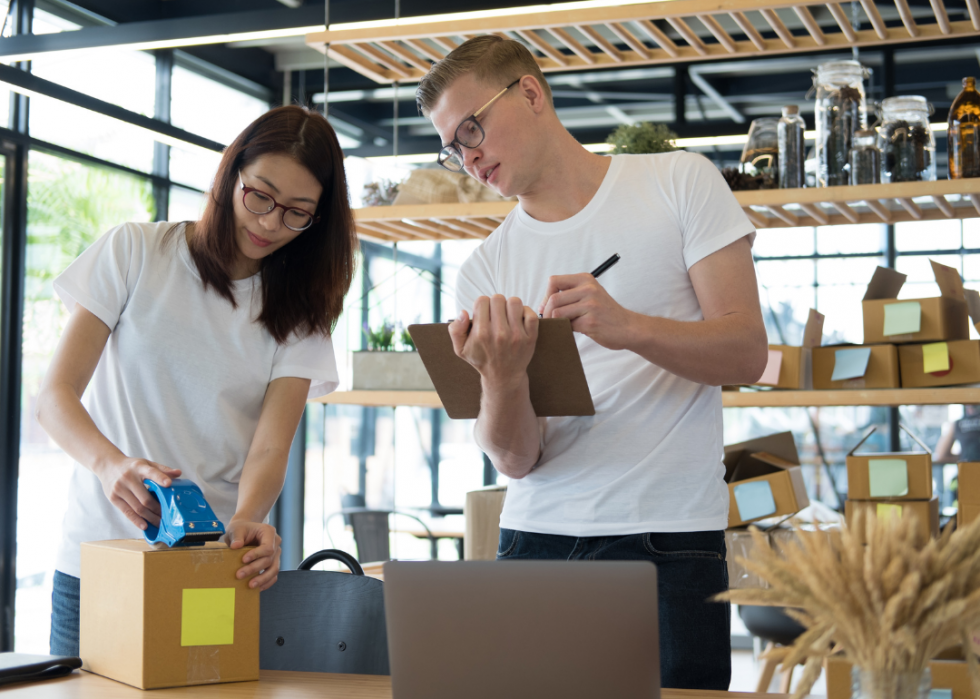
left=188, top=105, right=357, bottom=344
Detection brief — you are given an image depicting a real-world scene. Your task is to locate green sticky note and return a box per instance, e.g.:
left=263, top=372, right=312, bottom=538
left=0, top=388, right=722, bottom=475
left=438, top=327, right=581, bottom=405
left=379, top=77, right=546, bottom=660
left=922, top=342, right=950, bottom=373
left=876, top=503, right=903, bottom=519
left=868, top=459, right=909, bottom=497
left=883, top=301, right=921, bottom=336
left=181, top=588, right=235, bottom=646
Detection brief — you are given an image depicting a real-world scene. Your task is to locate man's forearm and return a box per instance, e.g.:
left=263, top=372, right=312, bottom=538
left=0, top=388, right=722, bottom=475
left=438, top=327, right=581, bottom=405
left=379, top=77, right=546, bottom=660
left=474, top=374, right=541, bottom=480
left=624, top=312, right=768, bottom=386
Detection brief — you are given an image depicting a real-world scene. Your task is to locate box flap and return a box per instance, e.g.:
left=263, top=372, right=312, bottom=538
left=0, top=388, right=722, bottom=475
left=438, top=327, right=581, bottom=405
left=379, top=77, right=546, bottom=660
left=931, top=259, right=966, bottom=301
left=848, top=424, right=930, bottom=456
left=965, top=288, right=980, bottom=327
left=750, top=452, right=798, bottom=470
left=899, top=423, right=931, bottom=454
left=724, top=432, right=800, bottom=466
left=802, top=309, right=825, bottom=348
left=863, top=266, right=906, bottom=301
left=847, top=426, right=878, bottom=456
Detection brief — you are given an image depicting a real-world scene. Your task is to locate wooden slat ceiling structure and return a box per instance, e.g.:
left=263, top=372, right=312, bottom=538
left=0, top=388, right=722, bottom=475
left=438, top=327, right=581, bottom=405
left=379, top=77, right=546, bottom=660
left=353, top=180, right=980, bottom=242
left=307, top=0, right=980, bottom=84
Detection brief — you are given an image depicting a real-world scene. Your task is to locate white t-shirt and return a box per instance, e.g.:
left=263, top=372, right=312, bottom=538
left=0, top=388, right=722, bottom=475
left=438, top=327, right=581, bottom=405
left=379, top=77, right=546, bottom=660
left=53, top=221, right=339, bottom=577
left=455, top=151, right=755, bottom=536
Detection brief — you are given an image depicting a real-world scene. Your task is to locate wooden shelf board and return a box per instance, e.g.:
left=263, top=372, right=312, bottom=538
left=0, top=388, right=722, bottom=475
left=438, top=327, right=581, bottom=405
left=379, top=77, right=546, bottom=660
left=352, top=181, right=980, bottom=242
left=307, top=0, right=980, bottom=84
left=313, top=387, right=980, bottom=409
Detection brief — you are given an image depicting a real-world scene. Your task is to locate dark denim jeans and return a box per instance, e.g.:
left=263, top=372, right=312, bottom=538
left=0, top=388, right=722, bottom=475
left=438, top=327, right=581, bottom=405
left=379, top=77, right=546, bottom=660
left=50, top=570, right=80, bottom=657
left=497, top=528, right=731, bottom=690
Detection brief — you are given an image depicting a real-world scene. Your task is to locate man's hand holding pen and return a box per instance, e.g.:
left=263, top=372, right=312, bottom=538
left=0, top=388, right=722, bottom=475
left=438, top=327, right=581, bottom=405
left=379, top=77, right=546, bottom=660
left=449, top=295, right=539, bottom=385
left=538, top=273, right=634, bottom=351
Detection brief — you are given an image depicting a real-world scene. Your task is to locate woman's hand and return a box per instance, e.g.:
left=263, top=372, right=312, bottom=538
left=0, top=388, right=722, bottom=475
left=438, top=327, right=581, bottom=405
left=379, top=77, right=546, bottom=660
left=94, top=456, right=182, bottom=530
left=225, top=519, right=281, bottom=591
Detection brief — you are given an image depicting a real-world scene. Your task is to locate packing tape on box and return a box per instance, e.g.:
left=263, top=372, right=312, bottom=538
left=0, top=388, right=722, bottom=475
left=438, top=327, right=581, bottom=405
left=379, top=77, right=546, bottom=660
left=189, top=547, right=226, bottom=571
left=186, top=647, right=221, bottom=684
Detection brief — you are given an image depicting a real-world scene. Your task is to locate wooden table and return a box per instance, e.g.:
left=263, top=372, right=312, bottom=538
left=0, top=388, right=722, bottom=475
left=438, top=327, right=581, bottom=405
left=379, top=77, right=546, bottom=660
left=4, top=669, right=786, bottom=698
left=392, top=525, right=465, bottom=560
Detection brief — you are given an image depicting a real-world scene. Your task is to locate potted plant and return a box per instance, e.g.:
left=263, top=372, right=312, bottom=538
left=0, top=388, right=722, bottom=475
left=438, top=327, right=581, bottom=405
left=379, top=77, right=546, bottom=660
left=351, top=320, right=434, bottom=391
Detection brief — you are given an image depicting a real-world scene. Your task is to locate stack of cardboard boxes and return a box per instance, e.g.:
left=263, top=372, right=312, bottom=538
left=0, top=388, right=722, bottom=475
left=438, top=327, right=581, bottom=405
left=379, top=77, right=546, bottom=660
left=843, top=426, right=939, bottom=544
left=958, top=461, right=980, bottom=528
left=812, top=260, right=974, bottom=389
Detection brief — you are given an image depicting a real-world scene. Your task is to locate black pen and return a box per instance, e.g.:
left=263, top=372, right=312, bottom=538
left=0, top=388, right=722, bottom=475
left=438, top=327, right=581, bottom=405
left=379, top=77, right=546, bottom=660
left=591, top=253, right=621, bottom=279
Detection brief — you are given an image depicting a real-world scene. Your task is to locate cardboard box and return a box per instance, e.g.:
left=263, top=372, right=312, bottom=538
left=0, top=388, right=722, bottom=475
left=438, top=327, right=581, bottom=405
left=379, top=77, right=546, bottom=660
left=826, top=649, right=972, bottom=699
left=755, top=310, right=824, bottom=390
left=80, top=540, right=259, bottom=690
left=958, top=462, right=980, bottom=527
left=845, top=426, right=933, bottom=501
left=723, top=432, right=810, bottom=528
left=845, top=497, right=939, bottom=544
left=899, top=340, right=980, bottom=388
left=464, top=485, right=507, bottom=561
left=812, top=344, right=900, bottom=390
left=862, top=261, right=969, bottom=345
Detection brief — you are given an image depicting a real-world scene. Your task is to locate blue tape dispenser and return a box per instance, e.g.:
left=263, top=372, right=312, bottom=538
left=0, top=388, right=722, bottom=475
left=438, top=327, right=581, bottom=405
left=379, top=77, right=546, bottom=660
left=142, top=478, right=225, bottom=547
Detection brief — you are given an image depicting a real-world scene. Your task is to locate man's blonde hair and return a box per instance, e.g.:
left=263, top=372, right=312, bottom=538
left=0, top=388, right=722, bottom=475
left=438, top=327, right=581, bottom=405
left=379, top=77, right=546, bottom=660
left=416, top=35, right=553, bottom=117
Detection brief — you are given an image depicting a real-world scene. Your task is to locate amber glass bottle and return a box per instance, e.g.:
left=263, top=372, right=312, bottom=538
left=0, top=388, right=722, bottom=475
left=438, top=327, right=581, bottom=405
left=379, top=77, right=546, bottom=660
left=949, top=76, right=980, bottom=178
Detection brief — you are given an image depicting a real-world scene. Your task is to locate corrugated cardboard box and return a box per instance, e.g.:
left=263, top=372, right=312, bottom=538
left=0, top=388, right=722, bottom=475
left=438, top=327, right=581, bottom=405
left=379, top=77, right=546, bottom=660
left=862, top=261, right=969, bottom=345
left=845, top=426, right=933, bottom=501
left=899, top=340, right=980, bottom=388
left=755, top=310, right=824, bottom=390
left=812, top=344, right=900, bottom=389
left=464, top=485, right=507, bottom=560
left=826, top=648, right=972, bottom=699
left=80, top=539, right=259, bottom=690
left=724, top=432, right=810, bottom=528
left=958, top=462, right=980, bottom=527
left=844, top=497, right=939, bottom=545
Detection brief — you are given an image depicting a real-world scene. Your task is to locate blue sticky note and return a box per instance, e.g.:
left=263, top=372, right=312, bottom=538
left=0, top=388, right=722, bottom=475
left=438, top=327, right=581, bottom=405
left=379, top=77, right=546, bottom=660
left=930, top=690, right=953, bottom=699
left=832, top=347, right=872, bottom=381
left=733, top=480, right=777, bottom=522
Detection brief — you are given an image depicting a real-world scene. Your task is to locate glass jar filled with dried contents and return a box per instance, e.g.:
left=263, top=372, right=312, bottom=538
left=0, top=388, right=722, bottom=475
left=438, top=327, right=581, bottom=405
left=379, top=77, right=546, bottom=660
left=949, top=76, right=980, bottom=179
left=813, top=60, right=868, bottom=187
left=849, top=129, right=880, bottom=185
left=878, top=96, right=936, bottom=183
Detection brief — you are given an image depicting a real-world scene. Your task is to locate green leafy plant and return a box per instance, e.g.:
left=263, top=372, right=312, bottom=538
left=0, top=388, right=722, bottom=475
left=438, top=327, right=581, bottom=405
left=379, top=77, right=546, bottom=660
left=363, top=320, right=396, bottom=351
left=605, top=122, right=678, bottom=155
left=400, top=327, right=415, bottom=351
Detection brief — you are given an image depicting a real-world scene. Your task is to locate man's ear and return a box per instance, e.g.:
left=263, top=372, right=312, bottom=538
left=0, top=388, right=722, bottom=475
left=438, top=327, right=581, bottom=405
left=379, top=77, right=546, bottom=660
left=516, top=75, right=550, bottom=115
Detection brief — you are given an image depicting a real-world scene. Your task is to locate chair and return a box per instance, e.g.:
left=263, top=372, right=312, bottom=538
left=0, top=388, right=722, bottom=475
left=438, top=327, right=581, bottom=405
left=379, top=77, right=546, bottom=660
left=738, top=605, right=807, bottom=692
left=259, top=549, right=389, bottom=675
left=326, top=508, right=439, bottom=562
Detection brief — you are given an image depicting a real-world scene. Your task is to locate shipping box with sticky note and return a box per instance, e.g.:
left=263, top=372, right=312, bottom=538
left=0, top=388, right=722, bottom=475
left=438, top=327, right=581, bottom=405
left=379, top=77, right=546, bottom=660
left=80, top=539, right=259, bottom=690
left=723, top=432, right=810, bottom=528
left=812, top=343, right=900, bottom=390
left=862, top=261, right=969, bottom=345
left=753, top=309, right=824, bottom=390
left=845, top=426, right=933, bottom=501
left=898, top=340, right=980, bottom=388
left=844, top=497, right=939, bottom=545
left=958, top=462, right=980, bottom=528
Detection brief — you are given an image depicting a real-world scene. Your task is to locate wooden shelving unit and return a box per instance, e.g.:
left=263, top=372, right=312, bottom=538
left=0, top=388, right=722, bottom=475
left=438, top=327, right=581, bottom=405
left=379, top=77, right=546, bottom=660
left=307, top=0, right=980, bottom=84
left=312, top=387, right=980, bottom=408
left=352, top=180, right=980, bottom=242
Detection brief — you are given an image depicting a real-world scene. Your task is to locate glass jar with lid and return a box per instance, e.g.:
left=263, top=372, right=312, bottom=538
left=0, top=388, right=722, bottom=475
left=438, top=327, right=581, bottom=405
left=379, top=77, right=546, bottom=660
left=877, top=95, right=936, bottom=183
left=849, top=129, right=880, bottom=185
left=813, top=60, right=868, bottom=187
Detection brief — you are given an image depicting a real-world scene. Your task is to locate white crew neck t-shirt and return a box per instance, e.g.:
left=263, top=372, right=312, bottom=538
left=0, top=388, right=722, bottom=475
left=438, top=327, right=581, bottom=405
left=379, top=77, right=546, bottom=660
left=52, top=221, right=340, bottom=577
left=455, top=151, right=756, bottom=536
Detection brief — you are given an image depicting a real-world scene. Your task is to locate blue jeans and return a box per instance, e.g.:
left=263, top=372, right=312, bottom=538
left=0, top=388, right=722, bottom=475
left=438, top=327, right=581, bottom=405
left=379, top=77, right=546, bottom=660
left=497, top=528, right=731, bottom=690
left=50, top=571, right=80, bottom=657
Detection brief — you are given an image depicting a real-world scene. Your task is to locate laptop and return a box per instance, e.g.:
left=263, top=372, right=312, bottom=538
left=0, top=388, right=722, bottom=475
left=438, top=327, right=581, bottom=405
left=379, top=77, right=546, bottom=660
left=383, top=560, right=660, bottom=699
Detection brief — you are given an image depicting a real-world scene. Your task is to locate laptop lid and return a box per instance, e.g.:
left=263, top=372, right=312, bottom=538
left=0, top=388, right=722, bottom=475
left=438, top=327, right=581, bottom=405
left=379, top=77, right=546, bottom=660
left=383, top=561, right=660, bottom=699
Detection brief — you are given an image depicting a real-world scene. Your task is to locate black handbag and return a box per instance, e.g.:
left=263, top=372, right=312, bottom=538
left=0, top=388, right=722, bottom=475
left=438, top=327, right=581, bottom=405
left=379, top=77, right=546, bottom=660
left=259, top=548, right=389, bottom=675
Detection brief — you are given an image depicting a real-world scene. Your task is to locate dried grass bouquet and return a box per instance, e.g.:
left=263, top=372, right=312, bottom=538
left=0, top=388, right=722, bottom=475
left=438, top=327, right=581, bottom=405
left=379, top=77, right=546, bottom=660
left=719, top=513, right=980, bottom=699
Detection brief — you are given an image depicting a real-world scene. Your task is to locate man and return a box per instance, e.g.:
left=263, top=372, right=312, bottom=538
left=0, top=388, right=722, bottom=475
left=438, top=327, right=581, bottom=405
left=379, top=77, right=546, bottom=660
left=417, top=36, right=767, bottom=689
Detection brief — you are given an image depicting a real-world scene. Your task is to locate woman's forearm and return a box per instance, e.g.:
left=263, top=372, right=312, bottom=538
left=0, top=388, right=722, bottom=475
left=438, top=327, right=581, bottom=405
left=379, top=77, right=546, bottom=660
left=233, top=448, right=289, bottom=523
left=36, top=382, right=125, bottom=476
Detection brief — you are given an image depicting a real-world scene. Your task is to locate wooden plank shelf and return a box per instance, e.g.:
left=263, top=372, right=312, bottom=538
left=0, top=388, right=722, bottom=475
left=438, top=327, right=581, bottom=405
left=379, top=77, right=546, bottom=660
left=352, top=180, right=980, bottom=242
left=307, top=0, right=980, bottom=84
left=312, top=387, right=980, bottom=408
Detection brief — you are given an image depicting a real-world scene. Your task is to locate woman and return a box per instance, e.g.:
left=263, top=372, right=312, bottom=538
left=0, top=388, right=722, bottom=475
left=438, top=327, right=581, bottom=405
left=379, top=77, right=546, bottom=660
left=35, top=105, right=358, bottom=656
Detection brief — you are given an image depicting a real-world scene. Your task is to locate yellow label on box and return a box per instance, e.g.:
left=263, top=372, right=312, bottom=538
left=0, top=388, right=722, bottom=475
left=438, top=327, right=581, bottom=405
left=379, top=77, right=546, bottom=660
left=181, top=588, right=235, bottom=646
left=922, top=342, right=950, bottom=373
left=876, top=503, right=903, bottom=519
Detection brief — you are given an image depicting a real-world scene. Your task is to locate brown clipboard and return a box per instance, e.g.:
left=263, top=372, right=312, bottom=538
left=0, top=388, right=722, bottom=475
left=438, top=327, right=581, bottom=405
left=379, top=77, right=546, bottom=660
left=408, top=318, right=595, bottom=420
